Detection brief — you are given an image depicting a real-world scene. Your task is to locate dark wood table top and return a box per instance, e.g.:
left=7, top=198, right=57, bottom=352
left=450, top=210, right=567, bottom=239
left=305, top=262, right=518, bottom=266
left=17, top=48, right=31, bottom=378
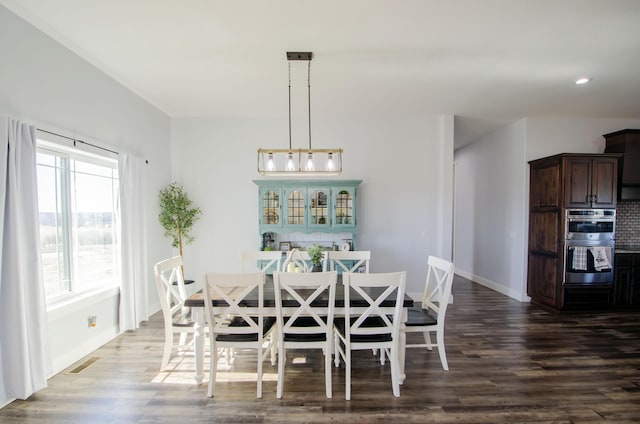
left=185, top=279, right=413, bottom=309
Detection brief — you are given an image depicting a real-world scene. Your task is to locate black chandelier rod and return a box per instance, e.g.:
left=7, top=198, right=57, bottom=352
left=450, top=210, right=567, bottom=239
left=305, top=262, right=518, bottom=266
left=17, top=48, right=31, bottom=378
left=308, top=60, right=312, bottom=150
left=288, top=61, right=292, bottom=151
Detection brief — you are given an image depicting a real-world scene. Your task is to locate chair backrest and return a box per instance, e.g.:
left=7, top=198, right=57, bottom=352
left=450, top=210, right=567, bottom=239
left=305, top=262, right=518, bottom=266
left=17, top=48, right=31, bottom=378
left=282, top=248, right=328, bottom=272
left=203, top=272, right=265, bottom=338
left=240, top=250, right=283, bottom=273
left=421, top=256, right=455, bottom=324
left=328, top=250, right=371, bottom=273
left=343, top=271, right=406, bottom=340
left=273, top=271, right=337, bottom=340
left=154, top=256, right=188, bottom=320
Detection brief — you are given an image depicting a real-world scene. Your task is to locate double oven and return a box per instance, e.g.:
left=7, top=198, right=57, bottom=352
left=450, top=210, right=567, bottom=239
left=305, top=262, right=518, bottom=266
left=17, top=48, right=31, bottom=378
left=564, top=209, right=615, bottom=285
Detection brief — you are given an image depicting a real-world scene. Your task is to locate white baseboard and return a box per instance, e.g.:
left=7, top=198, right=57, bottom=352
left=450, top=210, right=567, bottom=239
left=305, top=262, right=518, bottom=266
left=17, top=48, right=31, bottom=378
left=50, top=325, right=121, bottom=376
left=456, top=269, right=530, bottom=302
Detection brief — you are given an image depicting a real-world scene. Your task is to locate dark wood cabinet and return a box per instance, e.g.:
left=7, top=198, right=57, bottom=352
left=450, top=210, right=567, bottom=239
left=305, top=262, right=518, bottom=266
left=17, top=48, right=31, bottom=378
left=564, top=156, right=618, bottom=208
left=604, top=129, right=640, bottom=200
left=613, top=253, right=640, bottom=307
left=604, top=129, right=640, bottom=185
left=527, top=153, right=620, bottom=310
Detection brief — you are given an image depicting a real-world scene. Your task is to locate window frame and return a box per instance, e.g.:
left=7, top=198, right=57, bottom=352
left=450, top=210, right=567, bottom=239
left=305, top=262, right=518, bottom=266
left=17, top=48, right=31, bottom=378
left=36, top=137, right=120, bottom=307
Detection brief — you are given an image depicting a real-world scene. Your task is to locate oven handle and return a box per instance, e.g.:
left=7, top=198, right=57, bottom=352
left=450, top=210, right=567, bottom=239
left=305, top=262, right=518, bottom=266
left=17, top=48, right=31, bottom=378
left=562, top=241, right=568, bottom=285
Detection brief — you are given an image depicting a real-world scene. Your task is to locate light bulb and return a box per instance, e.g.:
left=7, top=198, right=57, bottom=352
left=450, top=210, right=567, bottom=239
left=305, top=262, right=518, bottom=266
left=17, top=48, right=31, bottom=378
left=306, top=152, right=315, bottom=171
left=286, top=152, right=295, bottom=171
left=266, top=152, right=275, bottom=171
left=326, top=152, right=334, bottom=171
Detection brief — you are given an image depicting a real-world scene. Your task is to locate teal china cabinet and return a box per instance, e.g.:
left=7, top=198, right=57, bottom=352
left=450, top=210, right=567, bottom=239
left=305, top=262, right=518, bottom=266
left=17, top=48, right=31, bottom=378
left=254, top=180, right=362, bottom=236
left=257, top=185, right=283, bottom=232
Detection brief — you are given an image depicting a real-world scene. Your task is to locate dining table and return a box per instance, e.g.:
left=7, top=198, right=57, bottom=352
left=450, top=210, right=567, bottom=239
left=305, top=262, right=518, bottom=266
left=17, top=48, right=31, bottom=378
left=184, top=275, right=414, bottom=386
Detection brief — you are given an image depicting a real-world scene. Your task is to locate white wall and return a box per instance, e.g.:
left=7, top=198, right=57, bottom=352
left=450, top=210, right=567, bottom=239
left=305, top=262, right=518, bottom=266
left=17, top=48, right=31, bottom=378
left=171, top=114, right=454, bottom=298
left=454, top=116, right=640, bottom=302
left=525, top=117, right=640, bottom=161
left=0, top=6, right=172, bottom=377
left=454, top=120, right=528, bottom=300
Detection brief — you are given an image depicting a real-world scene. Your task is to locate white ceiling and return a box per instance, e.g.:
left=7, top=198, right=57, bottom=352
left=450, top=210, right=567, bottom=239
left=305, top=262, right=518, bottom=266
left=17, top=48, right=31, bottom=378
left=3, top=0, right=640, bottom=148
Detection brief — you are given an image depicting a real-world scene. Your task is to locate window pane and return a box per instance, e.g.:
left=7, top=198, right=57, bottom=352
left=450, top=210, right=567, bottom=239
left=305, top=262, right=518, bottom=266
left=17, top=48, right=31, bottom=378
left=70, top=161, right=119, bottom=290
left=37, top=153, right=71, bottom=298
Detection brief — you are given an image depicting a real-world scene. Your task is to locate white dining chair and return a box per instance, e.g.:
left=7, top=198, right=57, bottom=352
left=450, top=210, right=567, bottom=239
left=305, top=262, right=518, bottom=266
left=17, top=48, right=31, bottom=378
left=334, top=271, right=406, bottom=400
left=153, top=256, right=195, bottom=371
left=240, top=250, right=283, bottom=273
left=273, top=271, right=337, bottom=399
left=203, top=272, right=276, bottom=398
left=282, top=248, right=328, bottom=273
left=328, top=250, right=370, bottom=273
left=403, top=255, right=455, bottom=370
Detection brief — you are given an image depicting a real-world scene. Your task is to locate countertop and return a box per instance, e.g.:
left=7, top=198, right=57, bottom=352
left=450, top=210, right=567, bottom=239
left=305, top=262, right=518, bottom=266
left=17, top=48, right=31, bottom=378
left=616, top=246, right=640, bottom=254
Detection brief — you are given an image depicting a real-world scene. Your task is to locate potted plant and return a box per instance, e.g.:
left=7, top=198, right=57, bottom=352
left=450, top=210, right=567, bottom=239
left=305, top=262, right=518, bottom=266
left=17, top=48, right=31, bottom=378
left=158, top=182, right=202, bottom=260
left=306, top=244, right=325, bottom=272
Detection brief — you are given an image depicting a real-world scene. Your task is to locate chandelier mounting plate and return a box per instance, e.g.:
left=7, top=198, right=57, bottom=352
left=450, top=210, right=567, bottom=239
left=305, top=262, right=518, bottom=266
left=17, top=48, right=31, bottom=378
left=287, top=52, right=312, bottom=61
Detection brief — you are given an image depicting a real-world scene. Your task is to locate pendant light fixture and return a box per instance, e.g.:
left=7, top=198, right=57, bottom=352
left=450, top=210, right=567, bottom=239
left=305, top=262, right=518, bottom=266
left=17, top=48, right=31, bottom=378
left=258, top=52, right=343, bottom=176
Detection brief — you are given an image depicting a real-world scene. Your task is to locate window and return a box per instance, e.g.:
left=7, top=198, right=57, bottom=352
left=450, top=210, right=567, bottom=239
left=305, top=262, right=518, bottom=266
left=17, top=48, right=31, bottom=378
left=36, top=140, right=120, bottom=302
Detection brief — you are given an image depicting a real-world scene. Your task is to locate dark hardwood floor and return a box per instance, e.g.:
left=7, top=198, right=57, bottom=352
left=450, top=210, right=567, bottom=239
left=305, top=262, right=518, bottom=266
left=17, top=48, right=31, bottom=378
left=2, top=276, right=640, bottom=423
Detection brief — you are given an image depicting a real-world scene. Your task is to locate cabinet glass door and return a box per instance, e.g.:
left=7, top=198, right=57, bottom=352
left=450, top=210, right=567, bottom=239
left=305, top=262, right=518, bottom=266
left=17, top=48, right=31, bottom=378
left=335, top=189, right=354, bottom=225
left=286, top=189, right=305, bottom=228
left=309, top=188, right=330, bottom=228
left=261, top=189, right=281, bottom=228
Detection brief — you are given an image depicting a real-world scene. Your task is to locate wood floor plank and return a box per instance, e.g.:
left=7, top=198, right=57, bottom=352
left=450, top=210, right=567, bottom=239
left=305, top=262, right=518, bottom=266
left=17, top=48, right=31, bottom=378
left=1, top=275, right=640, bottom=423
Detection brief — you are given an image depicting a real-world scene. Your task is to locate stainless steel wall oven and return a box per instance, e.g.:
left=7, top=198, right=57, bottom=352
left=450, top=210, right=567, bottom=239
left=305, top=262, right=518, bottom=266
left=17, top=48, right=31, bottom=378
left=564, top=209, right=615, bottom=285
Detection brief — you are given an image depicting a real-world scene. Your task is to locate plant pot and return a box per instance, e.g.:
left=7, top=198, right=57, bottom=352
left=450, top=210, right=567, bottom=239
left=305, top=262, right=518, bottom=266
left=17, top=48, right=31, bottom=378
left=311, top=265, right=323, bottom=272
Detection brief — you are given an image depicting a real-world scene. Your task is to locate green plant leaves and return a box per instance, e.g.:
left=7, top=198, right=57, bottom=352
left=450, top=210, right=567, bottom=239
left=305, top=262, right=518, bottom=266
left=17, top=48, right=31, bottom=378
left=158, top=182, right=202, bottom=251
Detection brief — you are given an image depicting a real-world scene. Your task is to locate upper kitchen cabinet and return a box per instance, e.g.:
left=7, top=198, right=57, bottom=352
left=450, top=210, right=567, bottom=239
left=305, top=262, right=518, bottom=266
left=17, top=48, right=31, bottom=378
left=604, top=129, right=640, bottom=200
left=530, top=159, right=562, bottom=210
left=254, top=180, right=362, bottom=235
left=564, top=156, right=618, bottom=209
left=529, top=153, right=619, bottom=211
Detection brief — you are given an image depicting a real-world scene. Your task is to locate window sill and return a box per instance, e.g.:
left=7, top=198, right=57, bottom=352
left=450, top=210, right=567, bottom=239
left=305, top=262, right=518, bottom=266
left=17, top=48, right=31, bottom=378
left=47, top=285, right=120, bottom=321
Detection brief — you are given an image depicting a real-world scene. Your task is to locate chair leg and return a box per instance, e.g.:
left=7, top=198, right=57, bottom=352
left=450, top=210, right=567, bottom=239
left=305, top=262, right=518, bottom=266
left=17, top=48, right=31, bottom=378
left=207, top=341, right=218, bottom=398
left=345, top=348, right=351, bottom=400
left=436, top=330, right=449, bottom=371
left=257, top=346, right=263, bottom=398
left=334, top=333, right=340, bottom=367
left=270, top=332, right=277, bottom=366
left=325, top=344, right=332, bottom=398
left=390, top=346, right=400, bottom=397
left=178, top=332, right=188, bottom=351
left=423, top=331, right=433, bottom=351
left=161, top=328, right=173, bottom=371
left=276, top=343, right=285, bottom=399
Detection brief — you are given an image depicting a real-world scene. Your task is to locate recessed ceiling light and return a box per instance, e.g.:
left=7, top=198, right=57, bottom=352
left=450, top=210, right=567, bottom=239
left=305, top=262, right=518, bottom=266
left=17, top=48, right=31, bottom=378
left=575, top=77, right=592, bottom=85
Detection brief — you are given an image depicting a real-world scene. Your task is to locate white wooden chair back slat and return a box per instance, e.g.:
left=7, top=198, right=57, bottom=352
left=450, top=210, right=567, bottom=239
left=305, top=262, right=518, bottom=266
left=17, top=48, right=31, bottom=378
left=328, top=250, right=370, bottom=273
left=240, top=250, right=282, bottom=273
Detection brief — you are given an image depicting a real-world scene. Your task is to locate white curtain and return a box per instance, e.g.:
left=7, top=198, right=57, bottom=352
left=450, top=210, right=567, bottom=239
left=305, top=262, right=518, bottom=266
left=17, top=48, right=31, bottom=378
left=118, top=153, right=149, bottom=331
left=0, top=117, right=51, bottom=405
